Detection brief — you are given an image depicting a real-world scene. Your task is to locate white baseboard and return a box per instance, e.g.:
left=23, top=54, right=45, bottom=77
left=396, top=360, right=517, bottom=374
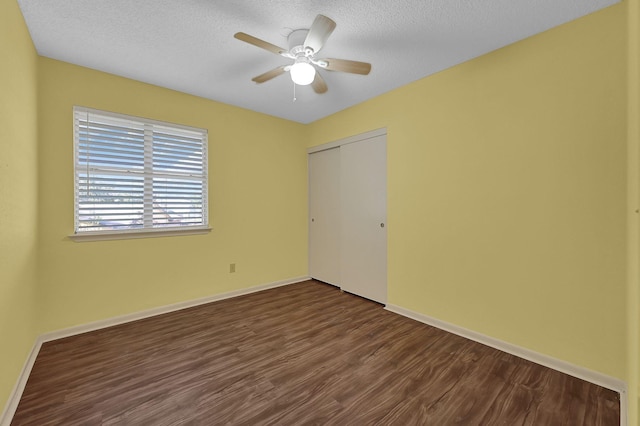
left=39, top=276, right=309, bottom=343
left=385, top=304, right=628, bottom=426
left=3, top=280, right=625, bottom=426
left=0, top=338, right=43, bottom=426
left=0, top=276, right=309, bottom=426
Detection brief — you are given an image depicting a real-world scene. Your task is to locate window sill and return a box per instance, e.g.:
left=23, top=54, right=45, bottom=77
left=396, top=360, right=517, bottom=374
left=68, top=227, right=212, bottom=242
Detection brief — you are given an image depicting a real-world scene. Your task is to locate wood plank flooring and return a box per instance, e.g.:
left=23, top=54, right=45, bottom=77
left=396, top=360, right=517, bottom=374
left=11, top=280, right=620, bottom=425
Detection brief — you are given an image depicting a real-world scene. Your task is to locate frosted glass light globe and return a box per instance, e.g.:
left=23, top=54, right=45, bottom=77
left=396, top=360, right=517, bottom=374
left=290, top=61, right=316, bottom=86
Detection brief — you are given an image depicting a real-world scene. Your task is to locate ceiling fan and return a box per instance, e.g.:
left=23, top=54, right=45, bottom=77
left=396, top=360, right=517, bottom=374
left=234, top=14, right=372, bottom=94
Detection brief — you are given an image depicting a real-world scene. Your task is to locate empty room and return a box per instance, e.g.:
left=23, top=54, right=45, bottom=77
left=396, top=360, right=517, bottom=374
left=1, top=0, right=639, bottom=424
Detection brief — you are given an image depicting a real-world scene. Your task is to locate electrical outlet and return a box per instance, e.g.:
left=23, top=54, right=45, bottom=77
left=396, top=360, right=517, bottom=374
left=230, top=263, right=236, bottom=273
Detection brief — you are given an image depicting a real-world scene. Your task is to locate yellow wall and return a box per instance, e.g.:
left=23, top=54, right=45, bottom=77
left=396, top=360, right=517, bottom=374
left=308, top=4, right=628, bottom=380
left=3, top=0, right=637, bottom=422
left=36, top=58, right=308, bottom=332
left=627, top=0, right=640, bottom=422
left=0, top=0, right=39, bottom=410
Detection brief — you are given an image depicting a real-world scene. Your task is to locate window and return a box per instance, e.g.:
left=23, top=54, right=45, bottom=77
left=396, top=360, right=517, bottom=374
left=72, top=106, right=209, bottom=241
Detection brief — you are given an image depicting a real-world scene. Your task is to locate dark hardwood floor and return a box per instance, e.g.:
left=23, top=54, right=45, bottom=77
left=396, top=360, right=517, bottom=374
left=11, top=280, right=619, bottom=425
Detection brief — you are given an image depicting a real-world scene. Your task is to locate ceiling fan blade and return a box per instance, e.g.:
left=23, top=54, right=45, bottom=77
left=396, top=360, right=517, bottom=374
left=252, top=66, right=288, bottom=83
left=304, top=15, right=336, bottom=54
left=311, top=72, right=328, bottom=94
left=234, top=32, right=288, bottom=56
left=318, top=58, right=372, bottom=75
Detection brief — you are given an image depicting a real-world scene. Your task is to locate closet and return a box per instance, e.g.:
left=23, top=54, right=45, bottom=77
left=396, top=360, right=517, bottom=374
left=308, top=130, right=387, bottom=304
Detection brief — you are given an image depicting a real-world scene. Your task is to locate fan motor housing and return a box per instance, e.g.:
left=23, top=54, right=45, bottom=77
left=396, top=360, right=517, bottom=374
left=288, top=29, right=311, bottom=55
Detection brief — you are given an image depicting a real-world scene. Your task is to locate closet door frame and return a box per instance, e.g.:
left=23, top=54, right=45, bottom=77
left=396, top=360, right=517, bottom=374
left=307, top=128, right=387, bottom=156
left=307, top=128, right=387, bottom=302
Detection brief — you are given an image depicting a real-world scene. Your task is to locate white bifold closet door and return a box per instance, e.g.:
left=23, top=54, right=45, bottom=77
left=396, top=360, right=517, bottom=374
left=308, top=132, right=387, bottom=304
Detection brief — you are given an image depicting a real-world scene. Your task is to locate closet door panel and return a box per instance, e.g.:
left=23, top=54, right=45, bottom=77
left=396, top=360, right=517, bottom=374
left=340, top=135, right=387, bottom=304
left=308, top=147, right=341, bottom=285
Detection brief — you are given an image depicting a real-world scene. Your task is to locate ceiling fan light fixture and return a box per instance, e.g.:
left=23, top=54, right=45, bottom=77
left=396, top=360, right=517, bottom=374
left=290, top=60, right=316, bottom=86
left=235, top=14, right=370, bottom=94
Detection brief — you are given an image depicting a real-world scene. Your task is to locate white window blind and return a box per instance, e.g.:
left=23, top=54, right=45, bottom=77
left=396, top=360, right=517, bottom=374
left=73, top=107, right=208, bottom=237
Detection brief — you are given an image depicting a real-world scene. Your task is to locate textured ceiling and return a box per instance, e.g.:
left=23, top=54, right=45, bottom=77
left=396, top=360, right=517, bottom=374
left=18, top=0, right=619, bottom=124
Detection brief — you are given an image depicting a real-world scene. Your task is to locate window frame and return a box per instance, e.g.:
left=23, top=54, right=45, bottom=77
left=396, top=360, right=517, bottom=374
left=70, top=106, right=211, bottom=242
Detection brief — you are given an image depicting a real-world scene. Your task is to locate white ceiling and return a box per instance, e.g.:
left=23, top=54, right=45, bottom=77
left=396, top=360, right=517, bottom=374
left=18, top=0, right=619, bottom=124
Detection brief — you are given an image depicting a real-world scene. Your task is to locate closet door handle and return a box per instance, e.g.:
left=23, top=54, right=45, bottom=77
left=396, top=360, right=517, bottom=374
left=380, top=223, right=385, bottom=228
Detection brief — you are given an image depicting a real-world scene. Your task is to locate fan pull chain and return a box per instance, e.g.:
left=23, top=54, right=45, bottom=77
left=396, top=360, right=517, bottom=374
left=293, top=81, right=297, bottom=102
